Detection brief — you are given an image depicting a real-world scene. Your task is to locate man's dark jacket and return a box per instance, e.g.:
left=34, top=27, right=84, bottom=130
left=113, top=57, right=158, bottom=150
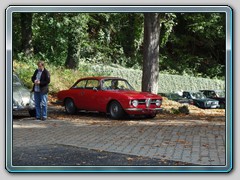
left=31, top=68, right=50, bottom=94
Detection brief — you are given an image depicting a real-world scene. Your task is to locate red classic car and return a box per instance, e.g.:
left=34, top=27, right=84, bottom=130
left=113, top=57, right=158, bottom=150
left=57, top=77, right=163, bottom=119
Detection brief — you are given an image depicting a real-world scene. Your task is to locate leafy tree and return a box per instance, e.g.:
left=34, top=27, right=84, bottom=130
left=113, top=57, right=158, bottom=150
left=12, top=12, right=226, bottom=79
left=12, top=13, right=21, bottom=58
left=65, top=13, right=89, bottom=69
left=32, top=13, right=89, bottom=68
left=116, top=13, right=144, bottom=67
left=160, top=13, right=225, bottom=78
left=32, top=13, right=68, bottom=65
left=20, top=13, right=34, bottom=57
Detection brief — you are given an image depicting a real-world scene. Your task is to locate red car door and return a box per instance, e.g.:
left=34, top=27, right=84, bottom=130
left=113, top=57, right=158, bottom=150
left=70, top=79, right=88, bottom=109
left=81, top=79, right=100, bottom=111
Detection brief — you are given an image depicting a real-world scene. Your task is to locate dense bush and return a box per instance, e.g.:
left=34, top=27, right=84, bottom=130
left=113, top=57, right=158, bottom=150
left=84, top=62, right=225, bottom=92
left=13, top=61, right=225, bottom=94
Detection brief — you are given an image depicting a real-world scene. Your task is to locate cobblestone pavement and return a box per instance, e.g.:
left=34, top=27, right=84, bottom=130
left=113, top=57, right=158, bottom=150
left=12, top=112, right=226, bottom=166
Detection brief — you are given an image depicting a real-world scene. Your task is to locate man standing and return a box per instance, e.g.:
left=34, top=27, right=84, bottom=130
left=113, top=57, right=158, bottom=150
left=31, top=61, right=50, bottom=121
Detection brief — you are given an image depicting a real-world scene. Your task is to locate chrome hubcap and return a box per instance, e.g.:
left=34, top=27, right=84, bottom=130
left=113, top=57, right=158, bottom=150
left=111, top=104, right=118, bottom=114
left=66, top=101, right=73, bottom=112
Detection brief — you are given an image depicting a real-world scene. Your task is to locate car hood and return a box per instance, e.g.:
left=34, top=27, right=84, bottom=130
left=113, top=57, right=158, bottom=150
left=13, top=84, right=31, bottom=103
left=213, top=97, right=225, bottom=101
left=107, top=90, right=162, bottom=99
left=193, top=98, right=218, bottom=102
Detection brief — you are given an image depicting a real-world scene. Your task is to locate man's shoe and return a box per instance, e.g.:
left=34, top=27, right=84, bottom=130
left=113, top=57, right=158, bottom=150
left=36, top=118, right=41, bottom=121
left=42, top=117, right=47, bottom=121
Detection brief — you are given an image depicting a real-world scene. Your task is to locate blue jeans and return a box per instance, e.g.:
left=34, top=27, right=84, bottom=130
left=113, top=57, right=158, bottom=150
left=34, top=92, right=48, bottom=119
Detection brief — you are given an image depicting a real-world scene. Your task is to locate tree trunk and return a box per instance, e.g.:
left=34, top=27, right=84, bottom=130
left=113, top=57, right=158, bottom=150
left=142, top=13, right=161, bottom=94
left=21, top=13, right=33, bottom=56
left=65, top=14, right=79, bottom=69
left=65, top=32, right=78, bottom=69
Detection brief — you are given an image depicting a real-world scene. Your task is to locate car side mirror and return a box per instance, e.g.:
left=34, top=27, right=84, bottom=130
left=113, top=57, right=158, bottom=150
left=93, top=87, right=98, bottom=91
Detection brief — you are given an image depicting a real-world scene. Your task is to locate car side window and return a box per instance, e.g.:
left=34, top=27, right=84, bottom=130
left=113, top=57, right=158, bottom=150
left=102, top=80, right=111, bottom=90
left=74, top=80, right=87, bottom=89
left=183, top=92, right=187, bottom=98
left=183, top=92, right=191, bottom=99
left=204, top=91, right=209, bottom=97
left=85, top=80, right=99, bottom=89
left=118, top=81, right=128, bottom=90
left=209, top=91, right=216, bottom=97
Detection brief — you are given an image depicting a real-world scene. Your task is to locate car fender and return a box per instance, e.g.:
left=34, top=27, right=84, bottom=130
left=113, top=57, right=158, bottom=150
left=106, top=98, right=128, bottom=113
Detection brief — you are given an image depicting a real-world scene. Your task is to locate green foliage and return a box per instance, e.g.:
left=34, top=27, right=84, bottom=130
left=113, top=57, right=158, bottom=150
left=79, top=62, right=224, bottom=92
left=159, top=13, right=177, bottom=48
left=160, top=13, right=226, bottom=78
left=13, top=12, right=226, bottom=79
left=14, top=61, right=224, bottom=95
left=12, top=13, right=22, bottom=57
left=13, top=61, right=36, bottom=89
left=14, top=60, right=89, bottom=93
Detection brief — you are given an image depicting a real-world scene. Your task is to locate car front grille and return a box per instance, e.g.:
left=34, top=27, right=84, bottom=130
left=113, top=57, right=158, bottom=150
left=138, top=99, right=158, bottom=107
left=211, top=101, right=219, bottom=105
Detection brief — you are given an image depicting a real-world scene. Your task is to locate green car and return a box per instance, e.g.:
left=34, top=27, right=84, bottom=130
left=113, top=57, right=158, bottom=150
left=182, top=91, right=220, bottom=109
left=158, top=93, right=193, bottom=105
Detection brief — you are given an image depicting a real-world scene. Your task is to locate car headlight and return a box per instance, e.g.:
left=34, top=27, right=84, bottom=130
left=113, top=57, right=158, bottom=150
left=156, top=100, right=161, bottom=106
left=132, top=100, right=138, bottom=107
left=22, top=97, right=29, bottom=105
left=206, top=101, right=211, bottom=105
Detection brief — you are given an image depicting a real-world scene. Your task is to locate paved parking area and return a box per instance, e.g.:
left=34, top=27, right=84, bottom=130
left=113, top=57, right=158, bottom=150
left=12, top=113, right=226, bottom=166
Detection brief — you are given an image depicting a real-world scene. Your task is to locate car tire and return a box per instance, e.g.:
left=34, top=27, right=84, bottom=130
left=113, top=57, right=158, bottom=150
left=28, top=109, right=36, bottom=117
left=109, top=101, right=125, bottom=120
left=65, top=98, right=77, bottom=114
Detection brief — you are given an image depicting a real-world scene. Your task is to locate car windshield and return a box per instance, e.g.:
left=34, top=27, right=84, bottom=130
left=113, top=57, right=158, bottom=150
left=215, top=91, right=225, bottom=98
left=170, top=93, right=182, bottom=99
left=13, top=75, right=21, bottom=85
left=102, top=79, right=135, bottom=91
left=191, top=92, right=206, bottom=99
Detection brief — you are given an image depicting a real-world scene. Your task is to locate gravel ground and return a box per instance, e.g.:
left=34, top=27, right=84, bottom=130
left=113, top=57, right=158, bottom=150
left=12, top=144, right=194, bottom=166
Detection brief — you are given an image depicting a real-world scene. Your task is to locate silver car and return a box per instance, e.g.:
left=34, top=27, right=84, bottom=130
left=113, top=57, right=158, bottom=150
left=13, top=73, right=35, bottom=117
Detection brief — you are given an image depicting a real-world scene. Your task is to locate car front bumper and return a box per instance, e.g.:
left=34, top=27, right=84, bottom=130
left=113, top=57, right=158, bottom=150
left=125, top=107, right=163, bottom=114
left=13, top=104, right=34, bottom=111
left=208, top=105, right=220, bottom=109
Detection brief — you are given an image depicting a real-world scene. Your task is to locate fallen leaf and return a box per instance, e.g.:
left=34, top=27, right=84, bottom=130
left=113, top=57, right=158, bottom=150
left=202, top=144, right=209, bottom=147
left=126, top=157, right=134, bottom=161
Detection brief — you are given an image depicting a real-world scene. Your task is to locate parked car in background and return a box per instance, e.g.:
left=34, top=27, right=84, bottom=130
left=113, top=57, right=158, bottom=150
left=57, top=77, right=163, bottom=119
left=182, top=91, right=219, bottom=109
left=199, top=90, right=225, bottom=108
left=159, top=92, right=193, bottom=105
left=13, top=73, right=35, bottom=117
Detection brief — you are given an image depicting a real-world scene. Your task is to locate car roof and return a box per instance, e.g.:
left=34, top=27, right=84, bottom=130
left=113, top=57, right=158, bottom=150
left=200, top=90, right=224, bottom=92
left=76, top=77, right=126, bottom=81
left=183, top=91, right=201, bottom=93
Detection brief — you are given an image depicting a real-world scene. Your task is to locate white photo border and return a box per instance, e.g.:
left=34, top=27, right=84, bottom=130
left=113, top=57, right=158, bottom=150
left=5, top=5, right=233, bottom=173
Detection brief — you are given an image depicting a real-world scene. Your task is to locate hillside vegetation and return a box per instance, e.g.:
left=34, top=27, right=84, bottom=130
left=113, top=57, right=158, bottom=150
left=13, top=61, right=224, bottom=94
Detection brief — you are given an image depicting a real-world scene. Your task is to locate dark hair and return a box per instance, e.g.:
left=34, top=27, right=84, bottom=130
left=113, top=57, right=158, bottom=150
left=37, top=61, right=45, bottom=67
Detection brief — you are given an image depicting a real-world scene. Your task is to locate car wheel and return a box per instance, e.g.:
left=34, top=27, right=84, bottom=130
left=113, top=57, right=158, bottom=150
left=65, top=98, right=77, bottom=114
left=109, top=101, right=125, bottom=120
left=28, top=109, right=36, bottom=117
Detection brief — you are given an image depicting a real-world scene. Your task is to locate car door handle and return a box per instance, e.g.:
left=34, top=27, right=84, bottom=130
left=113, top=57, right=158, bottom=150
left=80, top=92, right=84, bottom=95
